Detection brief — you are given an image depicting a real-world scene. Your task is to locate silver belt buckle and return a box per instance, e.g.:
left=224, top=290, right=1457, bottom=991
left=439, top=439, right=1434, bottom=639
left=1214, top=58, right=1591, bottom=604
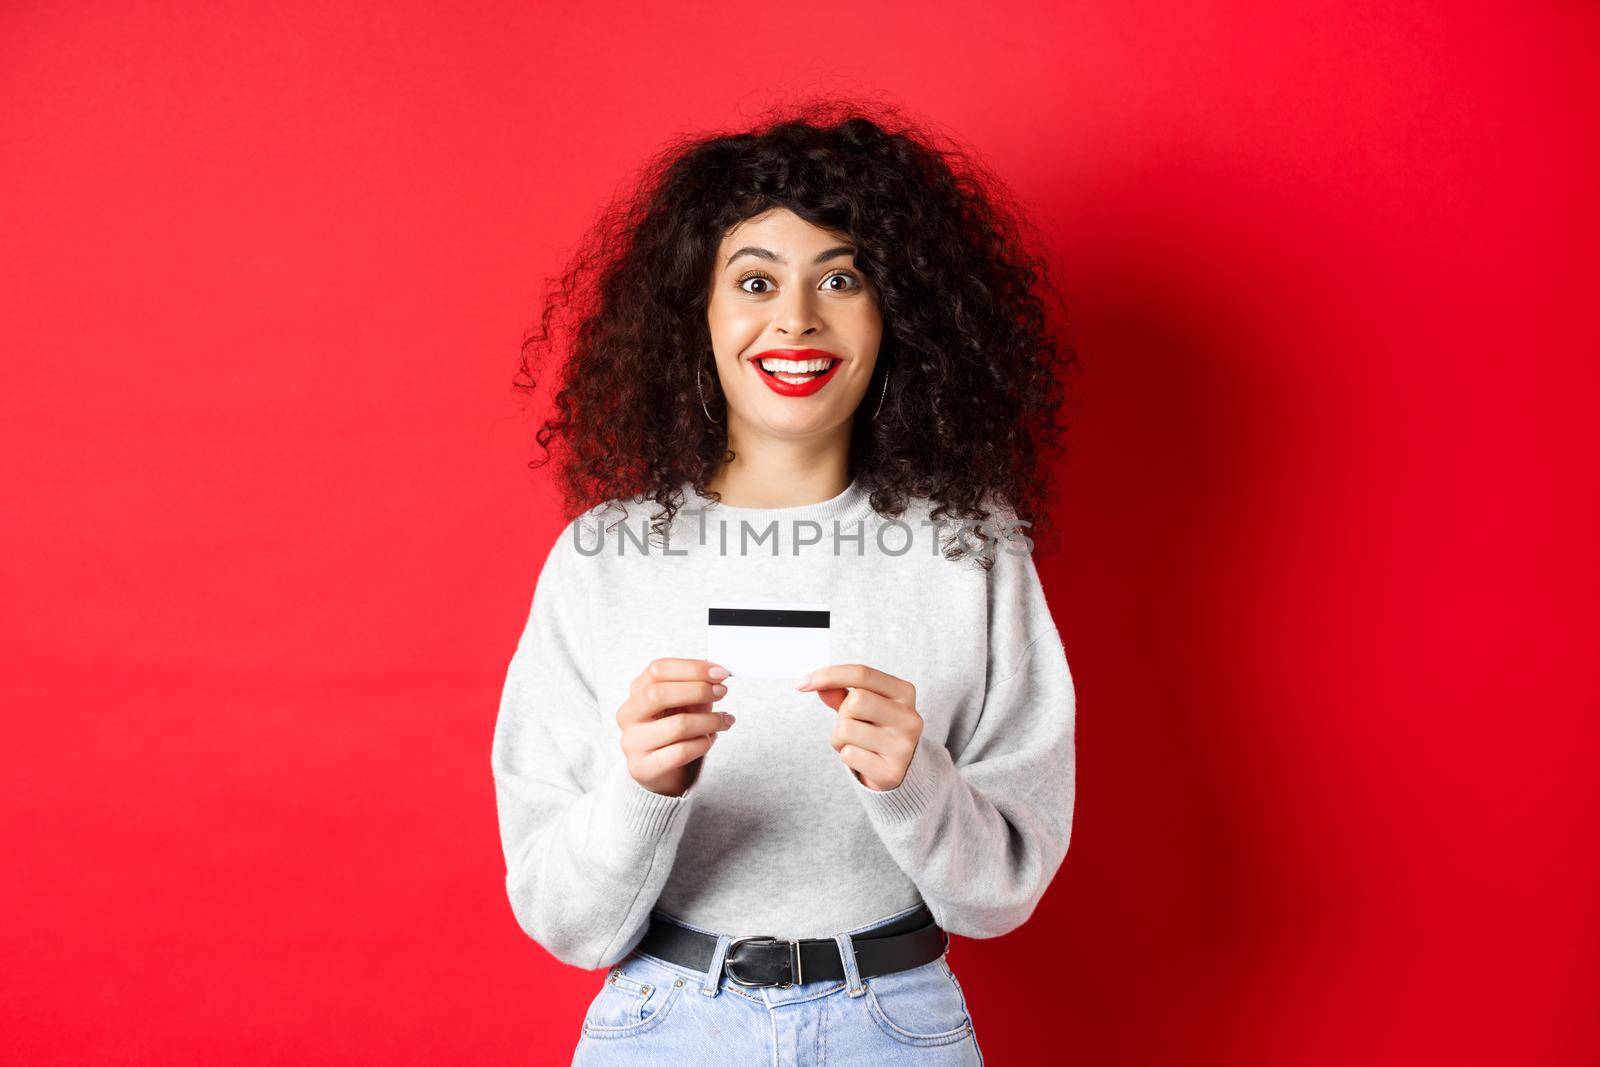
left=725, top=935, right=803, bottom=988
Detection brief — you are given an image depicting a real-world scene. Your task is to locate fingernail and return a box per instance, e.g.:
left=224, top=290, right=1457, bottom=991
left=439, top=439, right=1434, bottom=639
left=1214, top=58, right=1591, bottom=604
left=723, top=713, right=736, bottom=728
left=711, top=683, right=728, bottom=698
left=708, top=665, right=730, bottom=680
left=794, top=673, right=811, bottom=691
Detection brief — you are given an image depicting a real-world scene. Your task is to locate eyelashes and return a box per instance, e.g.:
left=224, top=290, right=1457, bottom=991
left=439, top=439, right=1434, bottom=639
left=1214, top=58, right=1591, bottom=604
left=737, top=269, right=863, bottom=295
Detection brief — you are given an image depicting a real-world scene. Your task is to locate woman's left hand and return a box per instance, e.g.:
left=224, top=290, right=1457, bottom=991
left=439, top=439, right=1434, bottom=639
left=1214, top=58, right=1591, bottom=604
left=797, top=664, right=923, bottom=791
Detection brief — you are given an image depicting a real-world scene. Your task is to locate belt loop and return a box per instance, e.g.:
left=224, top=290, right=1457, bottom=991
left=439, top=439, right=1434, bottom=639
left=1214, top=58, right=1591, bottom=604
left=700, top=933, right=733, bottom=998
left=833, top=931, right=867, bottom=998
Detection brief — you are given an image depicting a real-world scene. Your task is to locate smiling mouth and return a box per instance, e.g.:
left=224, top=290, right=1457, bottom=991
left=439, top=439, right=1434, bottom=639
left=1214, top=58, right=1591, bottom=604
left=754, top=355, right=841, bottom=384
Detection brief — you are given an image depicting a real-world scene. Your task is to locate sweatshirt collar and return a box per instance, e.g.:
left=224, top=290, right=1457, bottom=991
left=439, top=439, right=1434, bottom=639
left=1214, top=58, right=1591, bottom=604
left=681, top=477, right=872, bottom=524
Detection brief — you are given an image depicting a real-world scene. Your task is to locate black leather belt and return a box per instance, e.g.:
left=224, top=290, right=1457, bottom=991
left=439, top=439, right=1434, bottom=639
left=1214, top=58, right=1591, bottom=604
left=634, top=904, right=948, bottom=989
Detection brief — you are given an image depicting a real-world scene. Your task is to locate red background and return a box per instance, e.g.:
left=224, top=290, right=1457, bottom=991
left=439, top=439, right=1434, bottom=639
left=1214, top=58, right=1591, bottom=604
left=3, top=3, right=1595, bottom=1064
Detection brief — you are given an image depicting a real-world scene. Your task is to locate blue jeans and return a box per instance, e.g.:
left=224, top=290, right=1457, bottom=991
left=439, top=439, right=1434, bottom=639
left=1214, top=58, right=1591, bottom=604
left=571, top=902, right=985, bottom=1065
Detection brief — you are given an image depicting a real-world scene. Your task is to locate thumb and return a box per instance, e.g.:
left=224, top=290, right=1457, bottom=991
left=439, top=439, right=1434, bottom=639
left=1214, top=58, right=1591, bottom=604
left=812, top=685, right=848, bottom=711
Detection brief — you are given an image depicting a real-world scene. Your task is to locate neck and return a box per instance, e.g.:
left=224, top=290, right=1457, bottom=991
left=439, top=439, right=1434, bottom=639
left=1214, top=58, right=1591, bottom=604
left=705, top=430, right=852, bottom=509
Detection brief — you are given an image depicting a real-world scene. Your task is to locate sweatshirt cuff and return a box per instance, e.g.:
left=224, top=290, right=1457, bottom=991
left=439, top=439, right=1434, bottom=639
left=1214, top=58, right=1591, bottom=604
left=852, top=734, right=955, bottom=824
left=603, top=760, right=694, bottom=838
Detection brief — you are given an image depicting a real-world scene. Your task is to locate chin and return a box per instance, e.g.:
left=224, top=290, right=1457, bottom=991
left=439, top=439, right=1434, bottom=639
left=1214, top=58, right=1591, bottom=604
left=744, top=405, right=848, bottom=437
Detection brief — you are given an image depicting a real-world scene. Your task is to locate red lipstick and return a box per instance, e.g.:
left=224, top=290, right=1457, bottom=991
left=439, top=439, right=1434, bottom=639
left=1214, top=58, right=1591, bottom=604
left=748, top=348, right=843, bottom=398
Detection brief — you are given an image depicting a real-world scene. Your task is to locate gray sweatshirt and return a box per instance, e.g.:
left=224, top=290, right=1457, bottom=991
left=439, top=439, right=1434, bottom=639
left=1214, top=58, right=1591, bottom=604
left=490, top=478, right=1076, bottom=969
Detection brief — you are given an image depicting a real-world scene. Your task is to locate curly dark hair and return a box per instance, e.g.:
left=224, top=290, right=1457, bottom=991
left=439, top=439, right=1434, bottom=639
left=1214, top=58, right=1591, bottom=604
left=514, top=99, right=1076, bottom=562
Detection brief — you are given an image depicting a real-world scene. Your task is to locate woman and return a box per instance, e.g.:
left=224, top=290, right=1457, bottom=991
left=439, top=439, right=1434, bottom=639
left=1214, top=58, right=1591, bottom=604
left=493, top=103, right=1077, bottom=1065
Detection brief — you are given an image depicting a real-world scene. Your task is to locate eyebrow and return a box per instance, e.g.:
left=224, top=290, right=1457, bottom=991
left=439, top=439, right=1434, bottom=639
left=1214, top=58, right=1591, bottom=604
left=724, top=244, right=857, bottom=269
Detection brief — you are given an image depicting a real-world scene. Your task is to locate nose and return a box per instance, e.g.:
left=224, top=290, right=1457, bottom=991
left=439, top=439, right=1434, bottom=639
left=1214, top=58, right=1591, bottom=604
left=773, top=288, right=822, bottom=338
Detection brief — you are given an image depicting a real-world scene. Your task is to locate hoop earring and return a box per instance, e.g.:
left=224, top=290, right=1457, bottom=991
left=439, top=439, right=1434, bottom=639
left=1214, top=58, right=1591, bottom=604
left=870, top=369, right=890, bottom=421
left=697, top=359, right=722, bottom=425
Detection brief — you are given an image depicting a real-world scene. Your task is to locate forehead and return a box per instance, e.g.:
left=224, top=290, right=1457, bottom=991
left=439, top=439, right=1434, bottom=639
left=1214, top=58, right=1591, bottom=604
left=716, top=207, right=851, bottom=254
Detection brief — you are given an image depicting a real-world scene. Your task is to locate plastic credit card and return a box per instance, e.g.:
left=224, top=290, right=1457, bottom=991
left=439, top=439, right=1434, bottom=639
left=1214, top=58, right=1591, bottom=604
left=706, top=602, right=831, bottom=680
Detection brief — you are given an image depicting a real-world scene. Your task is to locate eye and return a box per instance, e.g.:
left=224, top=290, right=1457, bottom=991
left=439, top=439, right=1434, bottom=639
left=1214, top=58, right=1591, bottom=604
left=736, top=270, right=864, bottom=295
left=737, top=271, right=776, bottom=294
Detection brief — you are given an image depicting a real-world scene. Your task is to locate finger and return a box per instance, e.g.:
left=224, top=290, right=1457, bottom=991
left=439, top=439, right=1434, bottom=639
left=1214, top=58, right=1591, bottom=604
left=617, top=683, right=721, bottom=728
left=838, top=742, right=899, bottom=789
left=630, top=658, right=732, bottom=696
left=830, top=716, right=898, bottom=757
left=797, top=663, right=914, bottom=704
left=621, top=680, right=728, bottom=724
left=628, top=710, right=735, bottom=754
left=829, top=686, right=918, bottom=729
left=635, top=733, right=717, bottom=778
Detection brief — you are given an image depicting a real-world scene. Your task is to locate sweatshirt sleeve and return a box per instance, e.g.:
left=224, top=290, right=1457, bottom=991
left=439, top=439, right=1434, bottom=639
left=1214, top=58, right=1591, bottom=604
left=849, top=525, right=1077, bottom=938
left=490, top=518, right=696, bottom=969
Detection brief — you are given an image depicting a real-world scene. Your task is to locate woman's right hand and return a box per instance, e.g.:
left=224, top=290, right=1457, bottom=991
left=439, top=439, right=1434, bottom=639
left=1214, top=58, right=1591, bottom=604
left=617, top=659, right=735, bottom=797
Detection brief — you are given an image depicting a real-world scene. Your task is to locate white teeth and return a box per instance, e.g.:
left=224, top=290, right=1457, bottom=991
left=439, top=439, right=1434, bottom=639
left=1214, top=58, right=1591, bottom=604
left=758, top=357, right=835, bottom=373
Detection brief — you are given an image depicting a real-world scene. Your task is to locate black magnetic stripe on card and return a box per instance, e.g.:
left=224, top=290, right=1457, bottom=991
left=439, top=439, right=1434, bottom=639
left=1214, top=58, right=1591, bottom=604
left=707, top=608, right=831, bottom=628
